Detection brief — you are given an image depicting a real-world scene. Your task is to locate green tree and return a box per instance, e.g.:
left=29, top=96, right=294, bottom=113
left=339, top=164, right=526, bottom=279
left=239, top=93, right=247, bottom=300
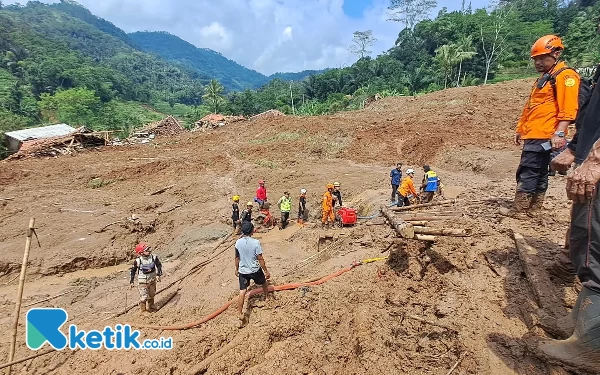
left=455, top=35, right=477, bottom=86
left=202, top=79, right=225, bottom=114
left=40, top=87, right=101, bottom=126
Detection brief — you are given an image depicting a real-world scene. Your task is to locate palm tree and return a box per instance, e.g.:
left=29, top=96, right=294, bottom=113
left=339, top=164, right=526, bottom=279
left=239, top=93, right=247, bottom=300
left=455, top=36, right=477, bottom=87
left=435, top=44, right=456, bottom=89
left=202, top=79, right=225, bottom=114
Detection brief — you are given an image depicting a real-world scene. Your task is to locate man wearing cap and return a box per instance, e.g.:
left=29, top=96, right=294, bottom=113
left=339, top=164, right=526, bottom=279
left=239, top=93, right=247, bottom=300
left=235, top=221, right=271, bottom=327
left=240, top=202, right=254, bottom=224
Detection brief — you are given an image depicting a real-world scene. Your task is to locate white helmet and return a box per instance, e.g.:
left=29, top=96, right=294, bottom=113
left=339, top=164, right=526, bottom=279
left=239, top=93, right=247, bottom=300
left=300, top=188, right=307, bottom=194
left=406, top=168, right=415, bottom=175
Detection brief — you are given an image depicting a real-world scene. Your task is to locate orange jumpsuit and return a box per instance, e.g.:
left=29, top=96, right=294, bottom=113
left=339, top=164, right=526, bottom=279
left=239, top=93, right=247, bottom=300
left=322, top=191, right=334, bottom=224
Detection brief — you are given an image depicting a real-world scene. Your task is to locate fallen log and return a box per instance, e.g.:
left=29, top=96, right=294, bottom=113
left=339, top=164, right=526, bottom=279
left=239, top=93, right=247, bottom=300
left=381, top=206, right=414, bottom=239
left=404, top=221, right=428, bottom=226
left=415, top=234, right=436, bottom=241
left=413, top=227, right=472, bottom=237
left=391, top=199, right=458, bottom=212
left=513, top=232, right=565, bottom=316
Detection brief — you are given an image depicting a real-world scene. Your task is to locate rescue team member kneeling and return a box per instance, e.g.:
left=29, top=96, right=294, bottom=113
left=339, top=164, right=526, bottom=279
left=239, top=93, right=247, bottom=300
left=501, top=35, right=580, bottom=219
left=235, top=221, right=271, bottom=327
left=130, top=243, right=163, bottom=313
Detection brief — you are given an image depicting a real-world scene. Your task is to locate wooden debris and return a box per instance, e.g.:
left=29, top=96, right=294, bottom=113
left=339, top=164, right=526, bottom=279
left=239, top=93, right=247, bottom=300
left=157, top=205, right=182, bottom=215
left=391, top=199, right=458, bottom=212
left=415, top=234, right=436, bottom=242
left=95, top=221, right=124, bottom=233
left=248, top=109, right=286, bottom=121
left=137, top=115, right=184, bottom=137
left=381, top=206, right=414, bottom=239
left=413, top=227, right=472, bottom=237
left=149, top=185, right=174, bottom=196
left=405, top=220, right=428, bottom=226
left=395, top=214, right=458, bottom=221
left=0, top=198, right=14, bottom=201
left=513, top=232, right=565, bottom=316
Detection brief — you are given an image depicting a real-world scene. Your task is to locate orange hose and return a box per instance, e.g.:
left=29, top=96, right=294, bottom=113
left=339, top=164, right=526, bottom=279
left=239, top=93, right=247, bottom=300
left=135, top=261, right=360, bottom=330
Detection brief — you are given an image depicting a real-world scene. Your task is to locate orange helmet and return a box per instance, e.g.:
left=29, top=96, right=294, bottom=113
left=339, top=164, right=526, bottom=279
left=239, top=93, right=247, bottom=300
left=530, top=35, right=564, bottom=58
left=326, top=183, right=334, bottom=189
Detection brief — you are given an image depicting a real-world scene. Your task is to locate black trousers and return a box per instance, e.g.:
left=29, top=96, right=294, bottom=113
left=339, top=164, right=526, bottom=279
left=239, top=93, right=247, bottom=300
left=397, top=194, right=410, bottom=207
left=516, top=140, right=552, bottom=194
left=570, top=183, right=600, bottom=293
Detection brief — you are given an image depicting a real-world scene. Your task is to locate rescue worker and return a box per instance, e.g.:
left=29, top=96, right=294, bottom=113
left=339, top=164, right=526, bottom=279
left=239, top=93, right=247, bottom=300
left=500, top=35, right=580, bottom=219
left=277, top=191, right=292, bottom=229
left=130, top=243, right=163, bottom=312
left=298, top=188, right=307, bottom=226
left=232, top=195, right=241, bottom=233
left=421, top=165, right=440, bottom=203
left=254, top=180, right=267, bottom=209
left=536, top=23, right=600, bottom=372
left=322, top=183, right=335, bottom=229
left=398, top=169, right=419, bottom=207
left=332, top=182, right=343, bottom=207
left=235, top=222, right=271, bottom=327
left=240, top=202, right=254, bottom=223
left=390, top=163, right=403, bottom=203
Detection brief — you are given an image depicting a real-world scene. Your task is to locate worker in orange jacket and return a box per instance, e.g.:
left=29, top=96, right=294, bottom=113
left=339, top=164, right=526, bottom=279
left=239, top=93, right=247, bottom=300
left=398, top=169, right=419, bottom=207
left=501, top=35, right=580, bottom=219
left=322, top=183, right=335, bottom=229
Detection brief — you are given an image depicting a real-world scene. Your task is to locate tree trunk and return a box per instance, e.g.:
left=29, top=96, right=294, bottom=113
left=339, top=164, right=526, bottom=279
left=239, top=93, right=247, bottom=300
left=457, top=61, right=463, bottom=87
left=380, top=206, right=414, bottom=239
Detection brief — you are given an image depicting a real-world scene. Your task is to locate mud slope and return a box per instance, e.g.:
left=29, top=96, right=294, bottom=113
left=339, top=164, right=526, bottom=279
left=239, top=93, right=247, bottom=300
left=0, top=79, right=579, bottom=375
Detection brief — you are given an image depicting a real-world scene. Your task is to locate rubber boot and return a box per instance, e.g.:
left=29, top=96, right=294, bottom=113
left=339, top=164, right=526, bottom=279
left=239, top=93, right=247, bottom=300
left=139, top=301, right=146, bottom=312
left=537, top=287, right=600, bottom=373
left=528, top=192, right=546, bottom=216
left=548, top=248, right=577, bottom=284
left=146, top=298, right=155, bottom=312
left=499, top=191, right=531, bottom=219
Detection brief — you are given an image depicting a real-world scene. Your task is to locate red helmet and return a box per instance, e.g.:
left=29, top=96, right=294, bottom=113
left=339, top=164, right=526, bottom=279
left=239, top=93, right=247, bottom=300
left=135, top=242, right=150, bottom=254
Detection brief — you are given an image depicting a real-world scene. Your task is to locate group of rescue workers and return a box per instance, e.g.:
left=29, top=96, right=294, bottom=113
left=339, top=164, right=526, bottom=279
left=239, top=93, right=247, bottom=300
left=390, top=163, right=442, bottom=207
left=128, top=22, right=600, bottom=370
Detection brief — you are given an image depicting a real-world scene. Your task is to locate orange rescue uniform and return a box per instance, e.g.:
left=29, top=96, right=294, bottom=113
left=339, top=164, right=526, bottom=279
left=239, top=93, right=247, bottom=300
left=399, top=177, right=418, bottom=198
left=322, top=191, right=334, bottom=223
left=516, top=61, right=580, bottom=139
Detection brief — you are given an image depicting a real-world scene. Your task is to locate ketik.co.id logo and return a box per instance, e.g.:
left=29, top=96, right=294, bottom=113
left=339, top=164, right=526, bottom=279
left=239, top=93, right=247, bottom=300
left=26, top=308, right=173, bottom=350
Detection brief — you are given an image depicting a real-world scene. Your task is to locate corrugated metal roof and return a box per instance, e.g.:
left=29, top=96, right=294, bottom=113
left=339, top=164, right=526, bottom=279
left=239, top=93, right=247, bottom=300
left=5, top=124, right=76, bottom=142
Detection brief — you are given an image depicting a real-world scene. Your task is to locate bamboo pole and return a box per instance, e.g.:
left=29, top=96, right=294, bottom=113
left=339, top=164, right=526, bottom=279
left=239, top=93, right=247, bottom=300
left=413, top=227, right=472, bottom=237
left=390, top=199, right=458, bottom=212
left=381, top=206, right=414, bottom=239
left=6, top=218, right=35, bottom=375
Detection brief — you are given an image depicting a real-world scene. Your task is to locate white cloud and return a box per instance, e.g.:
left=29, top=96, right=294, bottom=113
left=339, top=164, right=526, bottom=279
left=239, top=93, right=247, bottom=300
left=199, top=22, right=233, bottom=50
left=3, top=0, right=469, bottom=75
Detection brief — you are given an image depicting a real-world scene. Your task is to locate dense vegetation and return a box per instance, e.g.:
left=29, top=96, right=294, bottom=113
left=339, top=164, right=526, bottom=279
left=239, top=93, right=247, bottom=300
left=1, top=0, right=599, bottom=157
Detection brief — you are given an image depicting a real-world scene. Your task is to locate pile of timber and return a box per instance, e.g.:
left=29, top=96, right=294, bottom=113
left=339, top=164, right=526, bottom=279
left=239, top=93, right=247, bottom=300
left=380, top=200, right=470, bottom=242
left=191, top=114, right=246, bottom=131
left=135, top=116, right=185, bottom=138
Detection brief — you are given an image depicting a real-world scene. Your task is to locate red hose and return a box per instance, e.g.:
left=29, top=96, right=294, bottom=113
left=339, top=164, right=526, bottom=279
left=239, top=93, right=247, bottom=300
left=135, top=261, right=360, bottom=330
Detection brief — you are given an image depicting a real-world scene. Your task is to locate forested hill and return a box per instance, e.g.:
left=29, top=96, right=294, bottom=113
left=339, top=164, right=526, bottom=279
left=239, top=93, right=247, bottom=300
left=129, top=31, right=268, bottom=91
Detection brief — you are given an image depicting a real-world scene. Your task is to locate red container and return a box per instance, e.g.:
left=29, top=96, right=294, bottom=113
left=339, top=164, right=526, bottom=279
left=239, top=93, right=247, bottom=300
left=338, top=207, right=357, bottom=226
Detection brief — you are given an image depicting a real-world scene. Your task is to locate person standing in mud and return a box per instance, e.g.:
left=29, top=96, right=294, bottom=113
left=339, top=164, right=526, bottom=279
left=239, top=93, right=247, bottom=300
left=298, top=188, right=307, bottom=226
left=232, top=195, right=241, bottom=233
left=130, top=242, right=162, bottom=313
left=500, top=35, right=580, bottom=219
left=277, top=191, right=292, bottom=229
left=390, top=163, right=403, bottom=203
left=235, top=222, right=271, bottom=327
left=240, top=202, right=254, bottom=223
left=537, top=22, right=600, bottom=373
left=254, top=180, right=267, bottom=209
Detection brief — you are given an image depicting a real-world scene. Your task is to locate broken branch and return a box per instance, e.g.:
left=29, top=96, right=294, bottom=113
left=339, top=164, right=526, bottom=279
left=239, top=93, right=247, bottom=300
left=149, top=185, right=174, bottom=196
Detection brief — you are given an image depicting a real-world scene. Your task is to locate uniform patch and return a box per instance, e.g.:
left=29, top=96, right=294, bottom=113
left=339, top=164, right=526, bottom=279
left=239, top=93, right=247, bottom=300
left=565, top=77, right=576, bottom=87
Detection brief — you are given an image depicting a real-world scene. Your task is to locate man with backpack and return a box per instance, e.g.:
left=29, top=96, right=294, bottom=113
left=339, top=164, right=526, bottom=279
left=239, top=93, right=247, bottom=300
left=130, top=242, right=163, bottom=312
left=500, top=35, right=580, bottom=219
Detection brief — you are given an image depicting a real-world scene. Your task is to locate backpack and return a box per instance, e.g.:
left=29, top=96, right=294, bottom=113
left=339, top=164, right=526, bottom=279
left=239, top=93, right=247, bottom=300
left=137, top=255, right=156, bottom=274
left=548, top=66, right=594, bottom=124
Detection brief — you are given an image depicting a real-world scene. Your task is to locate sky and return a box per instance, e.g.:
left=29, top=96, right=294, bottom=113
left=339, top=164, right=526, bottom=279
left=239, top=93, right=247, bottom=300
left=5, top=0, right=490, bottom=75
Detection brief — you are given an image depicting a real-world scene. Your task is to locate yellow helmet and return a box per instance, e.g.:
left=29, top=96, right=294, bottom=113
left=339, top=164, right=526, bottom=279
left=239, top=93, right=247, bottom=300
left=232, top=195, right=240, bottom=202
left=326, top=183, right=334, bottom=189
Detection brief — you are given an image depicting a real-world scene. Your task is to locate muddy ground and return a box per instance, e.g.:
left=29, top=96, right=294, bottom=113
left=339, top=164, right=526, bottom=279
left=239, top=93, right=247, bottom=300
left=0, top=79, right=580, bottom=374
